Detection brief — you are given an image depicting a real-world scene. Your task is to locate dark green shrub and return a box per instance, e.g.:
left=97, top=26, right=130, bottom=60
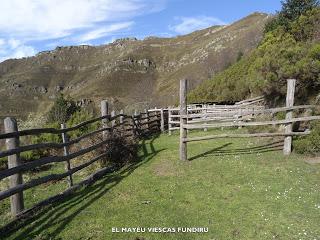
left=293, top=121, right=320, bottom=155
left=66, top=110, right=100, bottom=139
left=47, top=94, right=79, bottom=123
left=264, top=17, right=282, bottom=34
left=19, top=109, right=100, bottom=162
left=275, top=111, right=286, bottom=120
left=280, top=0, right=319, bottom=22
left=21, top=122, right=62, bottom=162
left=0, top=157, right=7, bottom=170
left=265, top=0, right=319, bottom=33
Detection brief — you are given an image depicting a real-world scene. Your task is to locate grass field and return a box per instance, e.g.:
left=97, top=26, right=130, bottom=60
left=0, top=129, right=320, bottom=240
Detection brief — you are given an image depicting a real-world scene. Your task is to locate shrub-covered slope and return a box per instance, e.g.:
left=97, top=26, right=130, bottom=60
left=189, top=7, right=320, bottom=105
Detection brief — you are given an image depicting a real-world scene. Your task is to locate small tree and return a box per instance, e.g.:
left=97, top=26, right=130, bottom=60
left=47, top=94, right=79, bottom=123
left=236, top=51, right=244, bottom=62
left=281, top=0, right=319, bottom=21
left=265, top=0, right=319, bottom=32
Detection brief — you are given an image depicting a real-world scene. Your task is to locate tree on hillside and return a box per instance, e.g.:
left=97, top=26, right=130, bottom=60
left=281, top=0, right=319, bottom=21
left=47, top=94, right=79, bottom=123
left=265, top=0, right=319, bottom=32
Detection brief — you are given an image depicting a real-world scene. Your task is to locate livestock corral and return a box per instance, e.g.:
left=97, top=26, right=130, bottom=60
left=0, top=80, right=319, bottom=240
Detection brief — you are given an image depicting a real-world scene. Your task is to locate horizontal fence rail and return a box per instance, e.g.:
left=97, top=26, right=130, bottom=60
left=184, top=131, right=311, bottom=143
left=183, top=116, right=320, bottom=129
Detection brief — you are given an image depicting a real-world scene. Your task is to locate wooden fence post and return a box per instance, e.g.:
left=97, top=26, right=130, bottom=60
left=144, top=109, right=149, bottom=133
left=61, top=123, right=73, bottom=187
left=111, top=110, right=116, bottom=128
left=119, top=109, right=124, bottom=136
left=168, top=108, right=172, bottom=135
left=120, top=109, right=124, bottom=124
left=100, top=100, right=109, bottom=139
left=202, top=105, right=208, bottom=132
left=133, top=109, right=138, bottom=136
left=238, top=108, right=243, bottom=129
left=180, top=79, right=188, bottom=161
left=283, top=79, right=296, bottom=155
left=160, top=108, right=165, bottom=133
left=4, top=117, right=24, bottom=216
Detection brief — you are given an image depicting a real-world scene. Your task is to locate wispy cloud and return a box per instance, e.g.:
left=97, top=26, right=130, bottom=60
left=0, top=0, right=166, bottom=62
left=0, top=38, right=36, bottom=62
left=169, top=16, right=226, bottom=35
left=77, top=22, right=134, bottom=42
left=0, top=0, right=164, bottom=41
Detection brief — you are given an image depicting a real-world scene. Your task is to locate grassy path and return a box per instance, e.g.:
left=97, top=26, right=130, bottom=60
left=1, top=129, right=320, bottom=240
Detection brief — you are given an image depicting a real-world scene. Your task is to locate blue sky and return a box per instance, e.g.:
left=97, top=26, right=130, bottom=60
left=0, top=0, right=282, bottom=62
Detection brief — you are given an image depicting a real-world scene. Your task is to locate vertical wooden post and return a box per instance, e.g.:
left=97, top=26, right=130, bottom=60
left=133, top=109, right=138, bottom=136
left=100, top=100, right=109, bottom=139
left=238, top=108, right=243, bottom=129
left=144, top=109, right=149, bottom=133
left=168, top=108, right=172, bottom=135
left=134, top=109, right=138, bottom=127
left=4, top=117, right=24, bottom=216
left=202, top=105, right=208, bottom=132
left=111, top=110, right=116, bottom=128
left=119, top=109, right=124, bottom=136
left=283, top=79, right=296, bottom=155
left=271, top=112, right=276, bottom=127
left=180, top=79, right=187, bottom=161
left=160, top=108, right=165, bottom=133
left=120, top=109, right=124, bottom=124
left=61, top=123, right=73, bottom=187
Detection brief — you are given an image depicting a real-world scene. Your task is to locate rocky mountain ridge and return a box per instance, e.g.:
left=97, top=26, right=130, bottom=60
left=0, top=12, right=271, bottom=118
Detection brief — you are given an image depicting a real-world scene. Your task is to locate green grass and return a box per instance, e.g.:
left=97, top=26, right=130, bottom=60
left=1, top=129, right=320, bottom=240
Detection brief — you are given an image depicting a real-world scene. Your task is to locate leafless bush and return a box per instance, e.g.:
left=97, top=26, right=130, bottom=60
left=89, top=129, right=139, bottom=168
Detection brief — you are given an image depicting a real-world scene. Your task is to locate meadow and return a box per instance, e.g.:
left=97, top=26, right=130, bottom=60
left=0, top=129, right=319, bottom=240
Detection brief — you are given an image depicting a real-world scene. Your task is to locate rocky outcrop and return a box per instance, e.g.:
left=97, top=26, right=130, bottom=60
left=55, top=85, right=63, bottom=92
left=76, top=98, right=93, bottom=107
left=34, top=86, right=48, bottom=94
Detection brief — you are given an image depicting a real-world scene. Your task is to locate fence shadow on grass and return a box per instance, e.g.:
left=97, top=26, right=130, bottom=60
left=1, top=133, right=165, bottom=240
left=189, top=140, right=284, bottom=161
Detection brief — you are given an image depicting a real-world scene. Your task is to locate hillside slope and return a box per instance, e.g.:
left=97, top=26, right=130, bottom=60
left=0, top=13, right=270, bottom=118
left=189, top=8, right=320, bottom=105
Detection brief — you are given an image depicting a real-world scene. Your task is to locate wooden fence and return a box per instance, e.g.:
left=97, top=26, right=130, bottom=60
left=179, top=79, right=319, bottom=160
left=0, top=101, right=167, bottom=218
left=168, top=96, right=265, bottom=135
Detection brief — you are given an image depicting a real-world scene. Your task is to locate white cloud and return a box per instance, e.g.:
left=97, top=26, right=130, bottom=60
left=169, top=16, right=226, bottom=35
left=8, top=39, right=22, bottom=49
left=0, top=0, right=165, bottom=40
left=9, top=45, right=36, bottom=59
left=77, top=22, right=134, bottom=42
left=0, top=39, right=36, bottom=62
left=0, top=0, right=166, bottom=61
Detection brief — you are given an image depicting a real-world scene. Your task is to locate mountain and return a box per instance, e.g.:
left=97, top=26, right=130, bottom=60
left=0, top=13, right=270, bottom=119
